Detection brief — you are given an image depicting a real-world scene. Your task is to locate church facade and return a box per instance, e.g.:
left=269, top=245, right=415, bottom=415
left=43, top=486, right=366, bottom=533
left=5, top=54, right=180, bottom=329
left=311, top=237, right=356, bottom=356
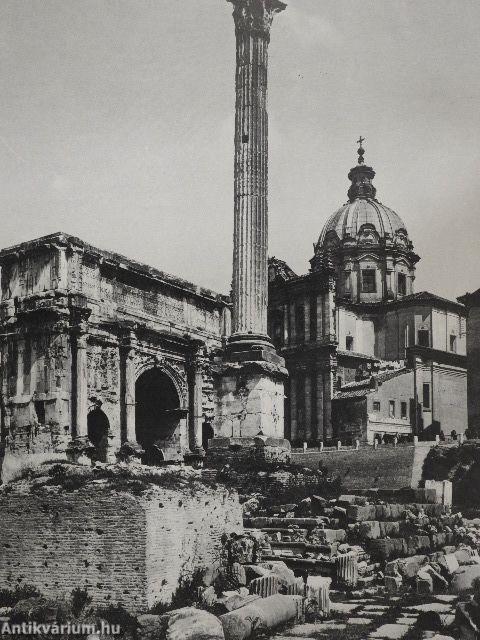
left=268, top=145, right=467, bottom=445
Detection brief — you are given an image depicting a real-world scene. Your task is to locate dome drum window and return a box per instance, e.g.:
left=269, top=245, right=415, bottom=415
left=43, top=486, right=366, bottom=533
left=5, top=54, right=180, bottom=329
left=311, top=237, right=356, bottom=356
left=362, top=269, right=377, bottom=294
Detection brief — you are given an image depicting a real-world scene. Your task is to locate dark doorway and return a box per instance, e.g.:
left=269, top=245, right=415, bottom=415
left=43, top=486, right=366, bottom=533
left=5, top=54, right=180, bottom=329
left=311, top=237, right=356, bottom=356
left=135, top=369, right=181, bottom=464
left=202, top=423, right=214, bottom=450
left=87, top=409, right=109, bottom=462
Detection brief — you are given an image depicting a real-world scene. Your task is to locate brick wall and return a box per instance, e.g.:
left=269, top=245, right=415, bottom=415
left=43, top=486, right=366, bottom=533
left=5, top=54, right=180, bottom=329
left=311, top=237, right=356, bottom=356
left=0, top=484, right=242, bottom=611
left=292, top=444, right=436, bottom=490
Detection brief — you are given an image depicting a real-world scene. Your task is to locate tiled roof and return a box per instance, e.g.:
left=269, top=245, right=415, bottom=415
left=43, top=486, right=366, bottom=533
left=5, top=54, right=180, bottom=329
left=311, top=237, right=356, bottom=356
left=334, top=367, right=411, bottom=400
left=398, top=291, right=464, bottom=308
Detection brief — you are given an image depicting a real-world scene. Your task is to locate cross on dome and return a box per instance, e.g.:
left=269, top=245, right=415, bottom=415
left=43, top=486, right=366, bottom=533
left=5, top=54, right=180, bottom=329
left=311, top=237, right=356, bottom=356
left=356, top=136, right=366, bottom=165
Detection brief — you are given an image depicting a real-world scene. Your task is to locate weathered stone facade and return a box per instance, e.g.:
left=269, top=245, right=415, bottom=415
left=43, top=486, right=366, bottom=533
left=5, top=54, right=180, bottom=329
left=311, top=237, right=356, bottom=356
left=0, top=233, right=231, bottom=470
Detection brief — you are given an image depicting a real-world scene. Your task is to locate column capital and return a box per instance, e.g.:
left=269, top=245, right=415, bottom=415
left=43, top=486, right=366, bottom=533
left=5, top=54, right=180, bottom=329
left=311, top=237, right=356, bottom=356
left=228, top=0, right=286, bottom=38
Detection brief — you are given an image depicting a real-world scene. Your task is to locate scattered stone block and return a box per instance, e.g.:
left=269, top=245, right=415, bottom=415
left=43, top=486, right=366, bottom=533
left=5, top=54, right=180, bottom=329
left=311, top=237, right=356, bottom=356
left=358, top=521, right=382, bottom=540
left=230, top=563, right=247, bottom=586
left=316, top=528, right=346, bottom=543
left=217, top=593, right=261, bottom=613
left=249, top=575, right=279, bottom=598
left=336, top=552, right=359, bottom=587
left=161, top=607, right=225, bottom=640
left=451, top=565, right=480, bottom=593
left=385, top=574, right=403, bottom=594
left=438, top=553, right=460, bottom=576
left=416, top=569, right=433, bottom=594
left=455, top=547, right=475, bottom=566
left=258, top=561, right=295, bottom=586
left=306, top=576, right=331, bottom=616
left=220, top=594, right=301, bottom=640
left=285, top=578, right=305, bottom=596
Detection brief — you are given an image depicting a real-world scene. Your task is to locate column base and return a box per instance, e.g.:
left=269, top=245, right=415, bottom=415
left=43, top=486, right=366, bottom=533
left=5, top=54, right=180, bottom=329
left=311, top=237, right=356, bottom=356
left=116, top=440, right=145, bottom=463
left=226, top=333, right=285, bottom=367
left=212, top=341, right=288, bottom=439
left=66, top=436, right=95, bottom=465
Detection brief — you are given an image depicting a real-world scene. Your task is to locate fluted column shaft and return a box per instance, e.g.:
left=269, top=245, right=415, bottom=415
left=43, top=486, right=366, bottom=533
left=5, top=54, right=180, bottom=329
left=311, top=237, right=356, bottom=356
left=230, top=0, right=285, bottom=338
left=233, top=29, right=269, bottom=336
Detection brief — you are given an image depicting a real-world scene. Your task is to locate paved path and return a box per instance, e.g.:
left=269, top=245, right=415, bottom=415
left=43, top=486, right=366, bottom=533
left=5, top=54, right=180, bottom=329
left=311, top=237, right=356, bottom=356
left=271, top=592, right=459, bottom=640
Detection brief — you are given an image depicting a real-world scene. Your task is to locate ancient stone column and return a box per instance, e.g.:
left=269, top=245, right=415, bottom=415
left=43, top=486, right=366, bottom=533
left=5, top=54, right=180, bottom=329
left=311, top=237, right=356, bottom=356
left=336, top=553, right=359, bottom=588
left=229, top=0, right=286, bottom=344
left=75, top=329, right=89, bottom=439
left=213, top=0, right=287, bottom=441
left=68, top=306, right=93, bottom=461
left=122, top=332, right=137, bottom=443
left=192, top=359, right=204, bottom=451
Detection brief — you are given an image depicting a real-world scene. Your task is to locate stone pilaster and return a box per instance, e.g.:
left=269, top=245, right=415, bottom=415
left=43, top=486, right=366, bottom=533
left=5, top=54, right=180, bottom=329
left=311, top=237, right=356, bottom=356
left=192, top=359, right=204, bottom=451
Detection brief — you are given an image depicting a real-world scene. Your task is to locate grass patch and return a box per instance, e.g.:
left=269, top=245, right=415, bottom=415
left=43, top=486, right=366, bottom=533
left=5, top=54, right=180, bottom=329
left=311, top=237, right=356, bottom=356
left=0, top=584, right=41, bottom=607
left=8, top=461, right=219, bottom=497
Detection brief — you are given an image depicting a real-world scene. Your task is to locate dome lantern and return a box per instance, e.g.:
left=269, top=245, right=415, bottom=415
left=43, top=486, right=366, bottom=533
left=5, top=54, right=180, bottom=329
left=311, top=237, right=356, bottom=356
left=347, top=137, right=377, bottom=202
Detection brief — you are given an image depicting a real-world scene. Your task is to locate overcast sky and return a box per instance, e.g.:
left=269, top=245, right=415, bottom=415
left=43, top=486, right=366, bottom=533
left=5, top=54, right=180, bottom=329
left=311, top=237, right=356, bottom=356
left=1, top=0, right=480, bottom=300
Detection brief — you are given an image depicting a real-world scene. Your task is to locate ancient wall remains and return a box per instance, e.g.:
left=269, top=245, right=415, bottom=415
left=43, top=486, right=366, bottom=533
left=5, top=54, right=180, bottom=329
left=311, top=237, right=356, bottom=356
left=0, top=483, right=242, bottom=611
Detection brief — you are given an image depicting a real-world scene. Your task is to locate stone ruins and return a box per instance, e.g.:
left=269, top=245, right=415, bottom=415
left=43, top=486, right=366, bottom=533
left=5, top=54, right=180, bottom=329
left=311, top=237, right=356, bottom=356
left=1, top=2, right=480, bottom=640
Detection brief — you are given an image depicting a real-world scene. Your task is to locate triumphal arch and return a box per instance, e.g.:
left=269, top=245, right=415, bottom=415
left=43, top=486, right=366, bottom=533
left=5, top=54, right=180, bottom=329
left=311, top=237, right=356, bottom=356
left=0, top=232, right=230, bottom=465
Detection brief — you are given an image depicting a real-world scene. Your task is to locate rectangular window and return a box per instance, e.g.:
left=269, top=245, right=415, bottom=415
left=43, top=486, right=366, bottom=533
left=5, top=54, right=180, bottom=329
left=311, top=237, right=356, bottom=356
left=362, top=269, right=377, bottom=293
left=450, top=335, right=457, bottom=353
left=373, top=401, right=381, bottom=412
left=423, top=383, right=431, bottom=410
left=417, top=329, right=430, bottom=347
left=401, top=401, right=407, bottom=419
left=398, top=273, right=407, bottom=296
left=389, top=400, right=395, bottom=418
left=346, top=335, right=354, bottom=351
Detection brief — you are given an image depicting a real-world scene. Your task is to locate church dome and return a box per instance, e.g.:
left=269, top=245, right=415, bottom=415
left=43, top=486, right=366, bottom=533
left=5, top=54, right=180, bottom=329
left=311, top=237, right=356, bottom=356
left=310, top=141, right=419, bottom=303
left=317, top=198, right=408, bottom=246
left=314, top=142, right=413, bottom=253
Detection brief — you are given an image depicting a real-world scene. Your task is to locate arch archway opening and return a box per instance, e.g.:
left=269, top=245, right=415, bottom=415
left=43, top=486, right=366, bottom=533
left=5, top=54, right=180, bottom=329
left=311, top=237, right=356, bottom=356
left=135, top=368, right=182, bottom=465
left=87, top=409, right=109, bottom=463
